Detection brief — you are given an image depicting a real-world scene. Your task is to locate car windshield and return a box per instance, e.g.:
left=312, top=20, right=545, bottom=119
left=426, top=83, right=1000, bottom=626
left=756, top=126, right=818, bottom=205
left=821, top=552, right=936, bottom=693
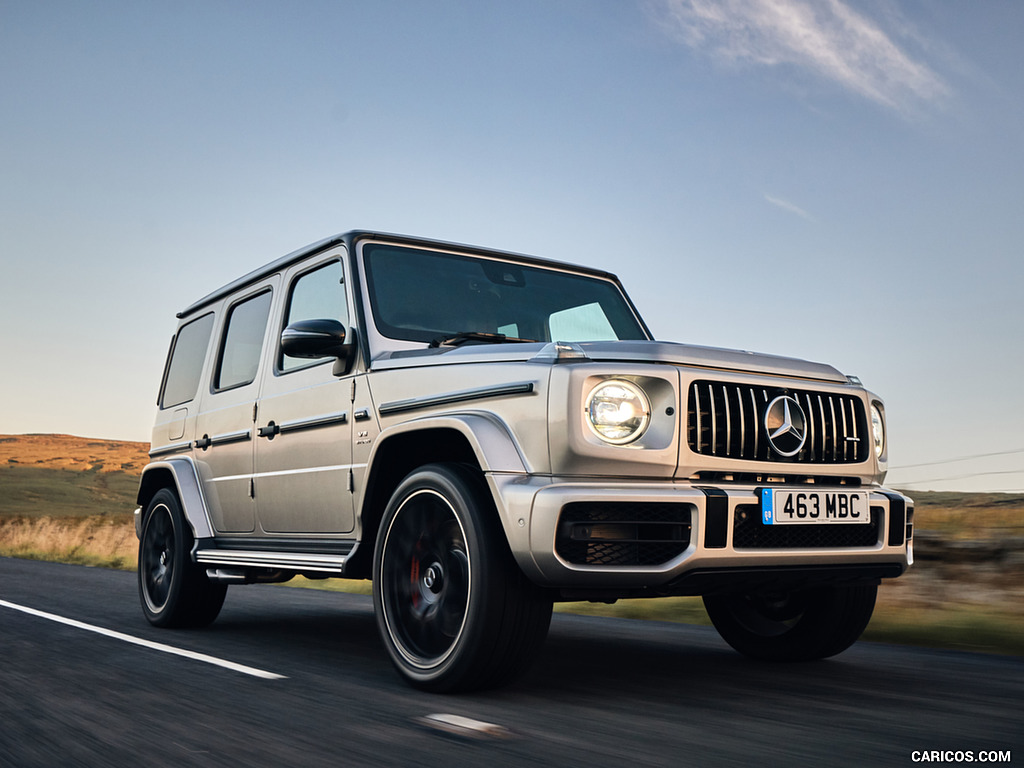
left=363, top=244, right=649, bottom=345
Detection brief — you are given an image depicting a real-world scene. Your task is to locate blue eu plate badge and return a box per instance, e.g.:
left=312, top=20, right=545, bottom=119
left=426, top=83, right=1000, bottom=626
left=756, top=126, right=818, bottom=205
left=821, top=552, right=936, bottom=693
left=761, top=488, right=773, bottom=524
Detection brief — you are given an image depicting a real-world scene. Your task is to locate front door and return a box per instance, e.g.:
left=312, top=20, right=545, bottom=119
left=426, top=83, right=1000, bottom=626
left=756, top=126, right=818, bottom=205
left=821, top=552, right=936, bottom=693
left=254, top=252, right=355, bottom=534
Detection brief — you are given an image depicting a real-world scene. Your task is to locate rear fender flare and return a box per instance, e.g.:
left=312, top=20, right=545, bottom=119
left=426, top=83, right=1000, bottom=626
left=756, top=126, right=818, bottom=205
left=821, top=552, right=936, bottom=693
left=135, top=457, right=214, bottom=542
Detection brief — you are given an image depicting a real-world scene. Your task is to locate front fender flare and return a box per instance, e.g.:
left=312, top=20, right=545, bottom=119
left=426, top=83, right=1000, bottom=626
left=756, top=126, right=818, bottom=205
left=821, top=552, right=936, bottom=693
left=366, top=412, right=530, bottom=475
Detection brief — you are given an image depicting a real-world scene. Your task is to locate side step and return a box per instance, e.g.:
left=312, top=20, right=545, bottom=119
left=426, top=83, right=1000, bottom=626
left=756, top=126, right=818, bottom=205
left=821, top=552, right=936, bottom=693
left=195, top=548, right=350, bottom=575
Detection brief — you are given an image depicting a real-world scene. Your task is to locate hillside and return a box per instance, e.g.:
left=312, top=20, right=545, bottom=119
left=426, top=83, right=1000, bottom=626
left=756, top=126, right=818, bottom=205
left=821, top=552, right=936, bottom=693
left=0, top=434, right=149, bottom=517
left=1, top=433, right=1023, bottom=530
left=898, top=490, right=1024, bottom=538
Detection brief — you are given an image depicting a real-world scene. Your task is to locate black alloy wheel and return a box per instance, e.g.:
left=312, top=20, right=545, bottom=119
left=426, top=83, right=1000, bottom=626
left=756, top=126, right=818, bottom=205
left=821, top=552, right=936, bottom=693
left=703, top=583, right=878, bottom=661
left=138, top=488, right=226, bottom=628
left=373, top=464, right=552, bottom=692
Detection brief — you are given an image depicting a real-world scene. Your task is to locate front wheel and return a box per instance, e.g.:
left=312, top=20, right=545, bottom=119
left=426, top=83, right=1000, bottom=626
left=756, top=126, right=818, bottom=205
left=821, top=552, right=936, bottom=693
left=138, top=488, right=226, bottom=628
left=703, top=584, right=877, bottom=662
left=373, top=464, right=552, bottom=692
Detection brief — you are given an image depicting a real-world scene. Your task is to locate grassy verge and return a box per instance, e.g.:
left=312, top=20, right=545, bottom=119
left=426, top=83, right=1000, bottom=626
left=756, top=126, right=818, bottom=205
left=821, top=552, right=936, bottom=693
left=865, top=603, right=1024, bottom=656
left=0, top=516, right=138, bottom=570
left=3, top=515, right=1021, bottom=657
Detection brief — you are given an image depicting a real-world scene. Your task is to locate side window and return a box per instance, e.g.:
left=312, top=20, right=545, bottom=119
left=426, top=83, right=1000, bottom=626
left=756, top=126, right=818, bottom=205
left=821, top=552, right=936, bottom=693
left=160, top=313, right=215, bottom=408
left=280, top=260, right=348, bottom=372
left=215, top=290, right=273, bottom=391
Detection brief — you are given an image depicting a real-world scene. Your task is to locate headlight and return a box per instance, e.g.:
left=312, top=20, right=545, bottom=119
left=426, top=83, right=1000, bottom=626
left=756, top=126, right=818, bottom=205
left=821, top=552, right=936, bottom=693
left=870, top=403, right=885, bottom=459
left=586, top=380, right=650, bottom=444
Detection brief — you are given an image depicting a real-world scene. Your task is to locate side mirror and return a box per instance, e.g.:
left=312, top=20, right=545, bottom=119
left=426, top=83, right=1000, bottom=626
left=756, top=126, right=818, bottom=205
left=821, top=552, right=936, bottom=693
left=281, top=319, right=354, bottom=371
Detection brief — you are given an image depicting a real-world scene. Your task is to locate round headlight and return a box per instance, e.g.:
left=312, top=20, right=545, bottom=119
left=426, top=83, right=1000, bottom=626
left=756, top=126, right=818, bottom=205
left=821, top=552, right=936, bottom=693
left=586, top=380, right=650, bottom=444
left=870, top=404, right=885, bottom=459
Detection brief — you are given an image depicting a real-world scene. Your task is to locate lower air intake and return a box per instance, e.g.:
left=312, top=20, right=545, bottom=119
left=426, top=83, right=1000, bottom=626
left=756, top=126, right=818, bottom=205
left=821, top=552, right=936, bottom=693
left=556, top=502, right=693, bottom=566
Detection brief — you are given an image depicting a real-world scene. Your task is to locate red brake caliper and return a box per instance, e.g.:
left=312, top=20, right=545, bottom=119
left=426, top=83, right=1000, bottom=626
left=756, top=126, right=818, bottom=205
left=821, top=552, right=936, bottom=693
left=410, top=552, right=421, bottom=608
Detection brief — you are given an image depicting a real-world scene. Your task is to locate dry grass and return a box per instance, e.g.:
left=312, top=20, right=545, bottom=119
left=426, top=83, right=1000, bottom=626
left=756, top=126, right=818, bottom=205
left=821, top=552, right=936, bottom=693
left=0, top=516, right=138, bottom=570
left=865, top=602, right=1024, bottom=656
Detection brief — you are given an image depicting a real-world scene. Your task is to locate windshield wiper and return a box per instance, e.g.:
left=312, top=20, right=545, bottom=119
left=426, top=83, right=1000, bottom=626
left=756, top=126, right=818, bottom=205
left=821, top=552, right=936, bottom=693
left=429, top=331, right=537, bottom=348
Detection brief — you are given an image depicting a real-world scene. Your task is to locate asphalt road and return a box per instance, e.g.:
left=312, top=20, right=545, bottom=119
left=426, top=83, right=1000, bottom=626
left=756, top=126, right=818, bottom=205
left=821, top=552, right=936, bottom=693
left=1, top=557, right=1020, bottom=768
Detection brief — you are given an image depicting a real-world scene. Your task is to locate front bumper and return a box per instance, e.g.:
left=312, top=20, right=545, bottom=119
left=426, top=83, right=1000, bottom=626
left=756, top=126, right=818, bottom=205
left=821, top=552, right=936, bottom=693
left=492, top=476, right=913, bottom=593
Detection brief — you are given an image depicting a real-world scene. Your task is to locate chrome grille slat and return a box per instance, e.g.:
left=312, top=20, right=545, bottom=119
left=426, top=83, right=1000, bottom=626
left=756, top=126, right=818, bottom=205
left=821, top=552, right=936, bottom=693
left=804, top=393, right=816, bottom=461
left=709, top=383, right=717, bottom=455
left=849, top=397, right=859, bottom=457
left=724, top=384, right=732, bottom=457
left=737, top=386, right=745, bottom=459
left=829, top=396, right=838, bottom=462
left=840, top=399, right=849, bottom=461
left=693, top=383, right=703, bottom=454
left=817, top=394, right=826, bottom=462
left=687, top=381, right=868, bottom=464
left=750, top=389, right=760, bottom=459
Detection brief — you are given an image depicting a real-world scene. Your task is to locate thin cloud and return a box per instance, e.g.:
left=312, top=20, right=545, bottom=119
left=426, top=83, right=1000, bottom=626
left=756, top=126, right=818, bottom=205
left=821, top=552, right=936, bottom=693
left=764, top=194, right=816, bottom=221
left=649, top=0, right=950, bottom=114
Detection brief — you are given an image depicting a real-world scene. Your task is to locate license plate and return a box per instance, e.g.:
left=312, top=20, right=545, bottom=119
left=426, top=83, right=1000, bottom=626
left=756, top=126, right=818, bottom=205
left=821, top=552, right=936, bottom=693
left=760, top=489, right=868, bottom=525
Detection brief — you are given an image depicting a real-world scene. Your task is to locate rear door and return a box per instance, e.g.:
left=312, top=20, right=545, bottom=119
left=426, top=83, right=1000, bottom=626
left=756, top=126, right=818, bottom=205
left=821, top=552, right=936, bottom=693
left=253, top=249, right=355, bottom=534
left=192, top=280, right=277, bottom=533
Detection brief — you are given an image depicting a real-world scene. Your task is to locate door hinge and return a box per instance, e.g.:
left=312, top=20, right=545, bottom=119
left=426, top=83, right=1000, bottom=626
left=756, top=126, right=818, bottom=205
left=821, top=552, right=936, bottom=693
left=252, top=402, right=258, bottom=422
left=347, top=468, right=354, bottom=493
left=350, top=378, right=357, bottom=402
left=249, top=478, right=255, bottom=498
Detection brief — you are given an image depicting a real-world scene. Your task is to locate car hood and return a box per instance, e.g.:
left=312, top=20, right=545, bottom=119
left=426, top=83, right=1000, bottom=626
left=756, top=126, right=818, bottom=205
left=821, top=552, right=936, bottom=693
left=373, top=339, right=849, bottom=383
left=569, top=340, right=847, bottom=382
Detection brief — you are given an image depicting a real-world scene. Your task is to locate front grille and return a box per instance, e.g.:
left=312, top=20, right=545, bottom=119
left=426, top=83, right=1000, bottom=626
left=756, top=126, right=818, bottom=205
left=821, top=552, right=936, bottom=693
left=732, top=504, right=881, bottom=549
left=556, top=503, right=692, bottom=566
left=687, top=380, right=868, bottom=464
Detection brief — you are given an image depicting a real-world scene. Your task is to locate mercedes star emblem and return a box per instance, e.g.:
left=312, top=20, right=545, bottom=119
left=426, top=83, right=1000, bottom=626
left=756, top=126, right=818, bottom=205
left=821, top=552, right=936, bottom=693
left=765, top=395, right=808, bottom=457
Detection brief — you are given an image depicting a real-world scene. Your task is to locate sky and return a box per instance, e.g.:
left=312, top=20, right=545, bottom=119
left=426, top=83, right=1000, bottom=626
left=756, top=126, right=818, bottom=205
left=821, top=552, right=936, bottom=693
left=1, top=0, right=1022, bottom=492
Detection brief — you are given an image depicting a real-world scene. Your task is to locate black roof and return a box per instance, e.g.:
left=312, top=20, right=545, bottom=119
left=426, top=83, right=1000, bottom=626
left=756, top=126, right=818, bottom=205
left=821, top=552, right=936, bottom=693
left=177, top=230, right=622, bottom=319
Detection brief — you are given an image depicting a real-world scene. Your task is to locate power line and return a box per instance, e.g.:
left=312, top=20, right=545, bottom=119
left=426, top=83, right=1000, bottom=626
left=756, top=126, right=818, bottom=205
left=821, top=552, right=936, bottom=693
left=891, top=468, right=1024, bottom=486
left=890, top=447, right=1024, bottom=470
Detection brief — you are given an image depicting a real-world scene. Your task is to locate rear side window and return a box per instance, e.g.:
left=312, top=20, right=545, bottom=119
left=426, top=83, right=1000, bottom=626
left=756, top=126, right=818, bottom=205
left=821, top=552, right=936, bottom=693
left=160, top=313, right=215, bottom=408
left=215, top=290, right=273, bottom=391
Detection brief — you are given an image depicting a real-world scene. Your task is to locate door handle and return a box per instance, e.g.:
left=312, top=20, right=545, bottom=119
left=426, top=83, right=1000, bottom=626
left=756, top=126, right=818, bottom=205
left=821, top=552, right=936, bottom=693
left=257, top=422, right=280, bottom=438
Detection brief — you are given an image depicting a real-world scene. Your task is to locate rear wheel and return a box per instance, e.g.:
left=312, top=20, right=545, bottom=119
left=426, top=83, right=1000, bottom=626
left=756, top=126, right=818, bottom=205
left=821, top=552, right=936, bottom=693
left=138, top=488, right=226, bottom=628
left=373, top=464, right=552, bottom=692
left=703, top=584, right=877, bottom=661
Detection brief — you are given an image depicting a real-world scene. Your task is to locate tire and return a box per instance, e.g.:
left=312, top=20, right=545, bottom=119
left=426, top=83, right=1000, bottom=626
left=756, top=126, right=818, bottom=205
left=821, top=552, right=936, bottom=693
left=372, top=464, right=552, bottom=692
left=138, top=488, right=227, bottom=628
left=703, top=584, right=877, bottom=662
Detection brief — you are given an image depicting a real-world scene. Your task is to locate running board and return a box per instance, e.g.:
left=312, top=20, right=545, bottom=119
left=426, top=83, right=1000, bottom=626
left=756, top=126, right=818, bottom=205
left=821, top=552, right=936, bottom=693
left=195, top=549, right=349, bottom=575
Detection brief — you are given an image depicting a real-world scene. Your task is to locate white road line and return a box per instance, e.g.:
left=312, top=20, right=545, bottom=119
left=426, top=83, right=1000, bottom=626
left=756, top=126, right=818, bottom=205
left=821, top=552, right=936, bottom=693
left=0, top=599, right=287, bottom=680
left=418, top=713, right=513, bottom=739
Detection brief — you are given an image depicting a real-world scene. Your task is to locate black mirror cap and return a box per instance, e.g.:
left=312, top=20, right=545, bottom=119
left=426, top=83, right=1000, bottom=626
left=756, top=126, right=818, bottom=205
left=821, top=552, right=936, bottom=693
left=281, top=319, right=350, bottom=360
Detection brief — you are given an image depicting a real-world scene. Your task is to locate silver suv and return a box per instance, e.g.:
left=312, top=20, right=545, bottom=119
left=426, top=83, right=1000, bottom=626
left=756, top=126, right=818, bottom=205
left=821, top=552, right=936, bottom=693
left=136, top=231, right=913, bottom=691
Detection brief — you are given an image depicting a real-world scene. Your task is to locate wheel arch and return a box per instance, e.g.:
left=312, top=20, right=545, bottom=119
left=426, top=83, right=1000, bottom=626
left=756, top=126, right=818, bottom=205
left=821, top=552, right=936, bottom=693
left=347, top=414, right=528, bottom=578
left=135, top=457, right=215, bottom=542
